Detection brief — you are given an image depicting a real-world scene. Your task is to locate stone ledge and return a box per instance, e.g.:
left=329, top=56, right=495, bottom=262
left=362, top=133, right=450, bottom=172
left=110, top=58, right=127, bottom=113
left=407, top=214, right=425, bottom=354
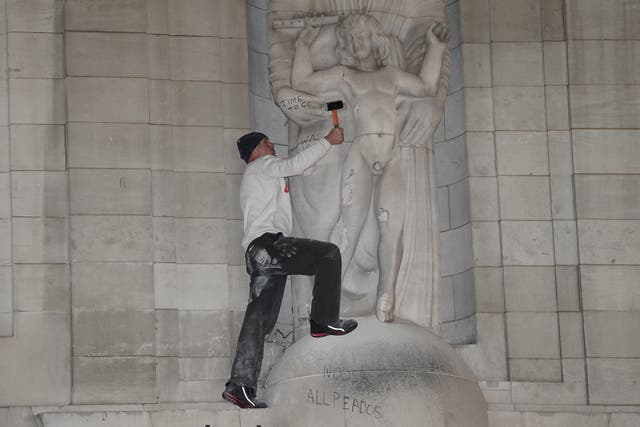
left=488, top=408, right=640, bottom=427
left=33, top=403, right=276, bottom=427
left=32, top=403, right=272, bottom=427
left=26, top=399, right=640, bottom=426
left=513, top=404, right=640, bottom=413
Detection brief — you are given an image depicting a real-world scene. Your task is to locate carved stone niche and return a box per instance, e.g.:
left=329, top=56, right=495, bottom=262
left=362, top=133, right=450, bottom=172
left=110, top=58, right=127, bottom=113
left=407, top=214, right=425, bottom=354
left=269, top=0, right=449, bottom=333
left=263, top=2, right=488, bottom=426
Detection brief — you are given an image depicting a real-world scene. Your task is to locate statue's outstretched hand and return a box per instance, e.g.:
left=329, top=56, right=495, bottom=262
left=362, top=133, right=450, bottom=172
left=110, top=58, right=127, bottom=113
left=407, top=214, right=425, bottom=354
left=427, top=21, right=450, bottom=46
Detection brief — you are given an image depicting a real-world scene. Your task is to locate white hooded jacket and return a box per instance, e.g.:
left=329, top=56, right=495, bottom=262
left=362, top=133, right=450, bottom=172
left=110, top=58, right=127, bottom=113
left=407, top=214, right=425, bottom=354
left=239, top=138, right=331, bottom=251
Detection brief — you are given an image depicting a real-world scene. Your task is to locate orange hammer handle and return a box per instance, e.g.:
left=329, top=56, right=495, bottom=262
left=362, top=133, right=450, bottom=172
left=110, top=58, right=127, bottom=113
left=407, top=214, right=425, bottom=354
left=331, top=110, right=339, bottom=128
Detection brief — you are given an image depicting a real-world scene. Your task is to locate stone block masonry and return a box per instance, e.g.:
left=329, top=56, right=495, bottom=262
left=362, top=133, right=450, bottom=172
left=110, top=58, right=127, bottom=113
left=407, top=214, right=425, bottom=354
left=460, top=0, right=640, bottom=423
left=1, top=1, right=69, bottom=409
left=0, top=0, right=252, bottom=411
left=0, top=0, right=638, bottom=425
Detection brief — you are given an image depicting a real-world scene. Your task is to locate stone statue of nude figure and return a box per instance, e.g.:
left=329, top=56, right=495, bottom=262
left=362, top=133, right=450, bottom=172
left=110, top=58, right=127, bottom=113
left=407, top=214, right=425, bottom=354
left=292, top=14, right=450, bottom=322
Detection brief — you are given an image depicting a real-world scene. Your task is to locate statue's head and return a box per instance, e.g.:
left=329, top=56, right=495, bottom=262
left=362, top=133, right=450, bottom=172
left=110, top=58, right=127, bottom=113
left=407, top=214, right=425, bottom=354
left=336, top=14, right=391, bottom=69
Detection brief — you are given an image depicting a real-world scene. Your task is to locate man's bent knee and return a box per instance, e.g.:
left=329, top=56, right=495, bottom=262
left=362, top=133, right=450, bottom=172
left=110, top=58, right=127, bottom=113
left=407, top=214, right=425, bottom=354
left=323, top=242, right=341, bottom=261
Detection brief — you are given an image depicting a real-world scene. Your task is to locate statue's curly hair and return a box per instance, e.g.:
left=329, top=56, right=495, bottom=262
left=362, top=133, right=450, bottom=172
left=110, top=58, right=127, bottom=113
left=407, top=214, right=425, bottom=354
left=336, top=14, right=392, bottom=68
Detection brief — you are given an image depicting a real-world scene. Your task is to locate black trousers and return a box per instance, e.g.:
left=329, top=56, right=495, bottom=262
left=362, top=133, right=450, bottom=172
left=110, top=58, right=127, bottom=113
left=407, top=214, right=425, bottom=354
left=227, top=232, right=342, bottom=390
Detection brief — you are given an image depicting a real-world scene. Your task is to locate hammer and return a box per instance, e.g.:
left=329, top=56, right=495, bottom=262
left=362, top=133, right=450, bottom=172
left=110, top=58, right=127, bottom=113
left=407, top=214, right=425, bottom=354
left=326, top=100, right=344, bottom=128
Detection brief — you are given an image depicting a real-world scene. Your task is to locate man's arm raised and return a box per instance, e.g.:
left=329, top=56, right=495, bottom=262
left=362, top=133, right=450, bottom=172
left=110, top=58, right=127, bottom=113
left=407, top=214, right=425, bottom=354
left=263, top=127, right=344, bottom=178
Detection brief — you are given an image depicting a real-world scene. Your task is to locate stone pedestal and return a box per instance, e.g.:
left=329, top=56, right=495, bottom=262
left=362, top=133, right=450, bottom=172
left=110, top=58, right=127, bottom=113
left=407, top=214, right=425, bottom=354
left=263, top=317, right=488, bottom=427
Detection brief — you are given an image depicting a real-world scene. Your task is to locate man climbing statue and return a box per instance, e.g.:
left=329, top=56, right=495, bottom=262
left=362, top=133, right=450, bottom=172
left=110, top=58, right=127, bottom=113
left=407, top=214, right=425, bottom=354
left=222, top=128, right=358, bottom=409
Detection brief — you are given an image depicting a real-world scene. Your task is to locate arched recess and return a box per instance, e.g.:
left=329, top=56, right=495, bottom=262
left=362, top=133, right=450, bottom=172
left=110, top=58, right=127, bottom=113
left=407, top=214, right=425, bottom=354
left=245, top=0, right=476, bottom=345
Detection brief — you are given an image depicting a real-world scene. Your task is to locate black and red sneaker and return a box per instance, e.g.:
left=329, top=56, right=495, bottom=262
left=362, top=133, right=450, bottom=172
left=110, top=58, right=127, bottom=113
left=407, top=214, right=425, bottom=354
left=310, top=318, right=358, bottom=338
left=222, top=384, right=267, bottom=409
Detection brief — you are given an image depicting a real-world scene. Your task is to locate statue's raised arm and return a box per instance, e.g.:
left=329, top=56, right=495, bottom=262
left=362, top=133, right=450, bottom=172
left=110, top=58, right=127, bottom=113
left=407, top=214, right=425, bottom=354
left=292, top=24, right=346, bottom=96
left=394, top=22, right=450, bottom=98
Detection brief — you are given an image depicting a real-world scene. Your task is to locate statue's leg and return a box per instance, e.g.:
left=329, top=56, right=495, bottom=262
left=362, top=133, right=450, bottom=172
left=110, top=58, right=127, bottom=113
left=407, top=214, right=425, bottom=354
left=335, top=149, right=374, bottom=277
left=374, top=155, right=406, bottom=322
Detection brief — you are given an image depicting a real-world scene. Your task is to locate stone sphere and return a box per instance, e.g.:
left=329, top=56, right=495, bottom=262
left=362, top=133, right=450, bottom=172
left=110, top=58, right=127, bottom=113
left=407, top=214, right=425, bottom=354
left=263, top=316, right=488, bottom=427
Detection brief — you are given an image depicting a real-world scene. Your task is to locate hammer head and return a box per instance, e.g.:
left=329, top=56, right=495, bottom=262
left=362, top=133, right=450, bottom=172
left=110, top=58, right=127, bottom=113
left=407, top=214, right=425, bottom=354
left=326, top=100, right=344, bottom=111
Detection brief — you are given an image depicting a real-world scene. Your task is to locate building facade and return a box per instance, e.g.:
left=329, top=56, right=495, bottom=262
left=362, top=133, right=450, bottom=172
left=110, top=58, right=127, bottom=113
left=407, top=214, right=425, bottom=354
left=0, top=0, right=638, bottom=426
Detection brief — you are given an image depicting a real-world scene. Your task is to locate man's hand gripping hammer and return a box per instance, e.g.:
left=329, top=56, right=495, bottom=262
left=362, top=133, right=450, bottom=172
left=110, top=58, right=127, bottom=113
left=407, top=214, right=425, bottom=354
left=326, top=101, right=344, bottom=128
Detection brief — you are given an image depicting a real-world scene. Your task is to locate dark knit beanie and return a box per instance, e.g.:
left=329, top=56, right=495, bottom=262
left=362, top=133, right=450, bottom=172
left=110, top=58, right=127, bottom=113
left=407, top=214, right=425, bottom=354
left=236, top=132, right=267, bottom=163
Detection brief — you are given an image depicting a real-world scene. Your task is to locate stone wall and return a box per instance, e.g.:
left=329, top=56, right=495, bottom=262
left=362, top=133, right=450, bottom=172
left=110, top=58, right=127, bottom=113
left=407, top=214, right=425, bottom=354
left=567, top=0, right=640, bottom=408
left=0, top=0, right=639, bottom=426
left=0, top=0, right=251, bottom=412
left=457, top=0, right=640, bottom=425
left=438, top=0, right=476, bottom=345
left=0, top=0, right=11, bottom=336
left=0, top=0, right=70, bottom=408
